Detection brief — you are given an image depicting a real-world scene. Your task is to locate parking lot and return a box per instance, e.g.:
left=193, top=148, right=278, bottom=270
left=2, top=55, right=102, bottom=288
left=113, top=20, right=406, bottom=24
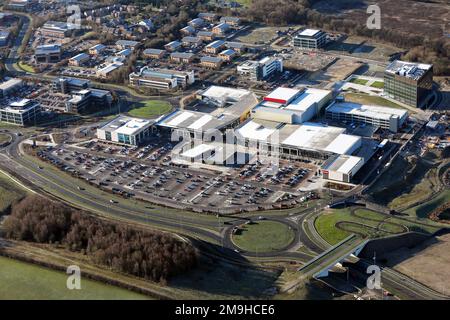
left=34, top=137, right=321, bottom=213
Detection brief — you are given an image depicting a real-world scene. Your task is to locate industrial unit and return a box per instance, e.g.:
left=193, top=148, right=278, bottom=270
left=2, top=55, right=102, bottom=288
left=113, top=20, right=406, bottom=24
left=157, top=86, right=258, bottom=134
left=326, top=101, right=408, bottom=132
left=170, top=52, right=196, bottom=63
left=235, top=119, right=361, bottom=160
left=143, top=48, right=166, bottom=59
left=164, top=40, right=182, bottom=52
left=204, top=40, right=226, bottom=54
left=115, top=40, right=139, bottom=51
left=252, top=87, right=332, bottom=124
left=293, top=29, right=327, bottom=50
left=97, top=115, right=154, bottom=146
left=384, top=60, right=434, bottom=108
left=89, top=43, right=106, bottom=55
left=321, top=154, right=365, bottom=183
left=68, top=53, right=90, bottom=66
left=200, top=56, right=223, bottom=69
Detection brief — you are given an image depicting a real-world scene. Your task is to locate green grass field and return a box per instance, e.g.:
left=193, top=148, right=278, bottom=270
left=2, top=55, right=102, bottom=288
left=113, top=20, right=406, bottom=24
left=344, top=93, right=407, bottom=110
left=0, top=256, right=150, bottom=300
left=349, top=78, right=369, bottom=85
left=315, top=209, right=353, bottom=245
left=128, top=100, right=172, bottom=118
left=18, top=61, right=35, bottom=73
left=232, top=221, right=294, bottom=252
left=315, top=208, right=440, bottom=245
left=0, top=171, right=28, bottom=213
left=370, top=81, right=384, bottom=89
left=405, top=189, right=450, bottom=219
left=0, top=133, right=11, bottom=144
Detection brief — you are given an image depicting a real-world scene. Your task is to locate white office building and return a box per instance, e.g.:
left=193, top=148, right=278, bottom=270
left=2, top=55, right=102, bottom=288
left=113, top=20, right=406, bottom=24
left=293, top=29, right=327, bottom=50
left=0, top=99, right=41, bottom=126
left=237, top=56, right=283, bottom=81
left=129, top=67, right=195, bottom=90
left=97, top=115, right=154, bottom=145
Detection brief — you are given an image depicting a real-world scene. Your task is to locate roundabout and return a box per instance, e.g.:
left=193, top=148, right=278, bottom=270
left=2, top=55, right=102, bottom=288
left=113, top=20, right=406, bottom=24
left=0, top=133, right=13, bottom=147
left=226, top=217, right=299, bottom=255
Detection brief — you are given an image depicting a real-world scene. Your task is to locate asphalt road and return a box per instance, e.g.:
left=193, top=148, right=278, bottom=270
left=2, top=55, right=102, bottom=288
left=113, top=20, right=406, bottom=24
left=5, top=13, right=30, bottom=73
left=0, top=132, right=325, bottom=264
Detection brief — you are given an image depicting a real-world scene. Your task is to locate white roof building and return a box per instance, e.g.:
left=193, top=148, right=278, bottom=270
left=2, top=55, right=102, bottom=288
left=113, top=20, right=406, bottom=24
left=97, top=115, right=154, bottom=145
left=322, top=154, right=365, bottom=183
left=325, top=102, right=408, bottom=132
left=252, top=87, right=332, bottom=124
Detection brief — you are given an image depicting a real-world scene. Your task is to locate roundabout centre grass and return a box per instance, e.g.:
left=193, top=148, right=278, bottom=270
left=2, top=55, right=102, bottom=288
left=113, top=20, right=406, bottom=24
left=128, top=100, right=172, bottom=118
left=232, top=220, right=295, bottom=253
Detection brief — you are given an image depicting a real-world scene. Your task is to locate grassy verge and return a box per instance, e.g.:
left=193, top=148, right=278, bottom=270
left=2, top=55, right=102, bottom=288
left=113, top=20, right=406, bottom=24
left=0, top=256, right=150, bottom=300
left=314, top=208, right=440, bottom=245
left=0, top=171, right=28, bottom=213
left=314, top=208, right=352, bottom=245
left=368, top=154, right=438, bottom=208
left=371, top=81, right=384, bottom=89
left=349, top=78, right=369, bottom=85
left=0, top=133, right=11, bottom=144
left=405, top=189, right=450, bottom=220
left=232, top=220, right=295, bottom=252
left=18, top=61, right=35, bottom=73
left=344, top=93, right=407, bottom=110
left=128, top=100, right=172, bottom=118
left=388, top=167, right=438, bottom=210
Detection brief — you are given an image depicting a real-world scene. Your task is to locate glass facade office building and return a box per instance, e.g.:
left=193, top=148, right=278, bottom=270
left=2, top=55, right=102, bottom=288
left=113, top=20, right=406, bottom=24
left=384, top=60, right=433, bottom=108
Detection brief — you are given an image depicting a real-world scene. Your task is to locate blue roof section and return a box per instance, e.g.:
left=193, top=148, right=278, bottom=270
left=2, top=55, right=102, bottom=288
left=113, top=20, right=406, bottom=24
left=206, top=40, right=225, bottom=49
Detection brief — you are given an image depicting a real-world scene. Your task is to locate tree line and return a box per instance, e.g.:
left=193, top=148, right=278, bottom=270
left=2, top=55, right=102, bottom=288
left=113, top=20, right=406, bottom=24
left=244, top=0, right=449, bottom=75
left=3, top=195, right=197, bottom=283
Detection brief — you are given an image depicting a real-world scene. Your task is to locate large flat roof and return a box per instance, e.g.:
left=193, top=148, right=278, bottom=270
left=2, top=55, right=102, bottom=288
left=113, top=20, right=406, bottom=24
left=35, top=44, right=61, bottom=55
left=323, top=154, right=363, bottom=174
left=264, top=87, right=300, bottom=104
left=157, top=86, right=257, bottom=131
left=285, top=88, right=330, bottom=112
left=158, top=110, right=236, bottom=131
left=385, top=60, right=432, bottom=81
left=100, top=115, right=152, bottom=136
left=327, top=102, right=408, bottom=120
left=282, top=122, right=345, bottom=151
left=0, top=78, right=22, bottom=90
left=206, top=40, right=225, bottom=49
left=1, top=99, right=39, bottom=114
left=42, top=21, right=70, bottom=32
left=299, top=29, right=321, bottom=37
left=236, top=119, right=360, bottom=155
left=181, top=143, right=215, bottom=158
left=200, top=85, right=251, bottom=102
